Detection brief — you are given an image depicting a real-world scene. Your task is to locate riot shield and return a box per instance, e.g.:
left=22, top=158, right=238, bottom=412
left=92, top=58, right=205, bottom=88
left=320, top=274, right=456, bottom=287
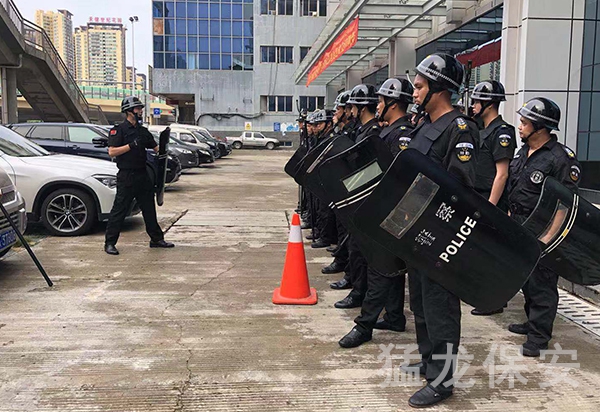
left=315, top=135, right=406, bottom=275
left=284, top=144, right=309, bottom=180
left=156, top=127, right=170, bottom=206
left=351, top=148, right=541, bottom=311
left=522, top=177, right=600, bottom=285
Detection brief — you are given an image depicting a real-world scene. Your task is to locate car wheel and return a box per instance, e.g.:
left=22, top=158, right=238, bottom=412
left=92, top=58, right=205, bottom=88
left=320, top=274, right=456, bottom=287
left=41, top=188, right=97, bottom=236
left=232, top=141, right=243, bottom=149
left=214, top=150, right=221, bottom=159
left=266, top=142, right=275, bottom=150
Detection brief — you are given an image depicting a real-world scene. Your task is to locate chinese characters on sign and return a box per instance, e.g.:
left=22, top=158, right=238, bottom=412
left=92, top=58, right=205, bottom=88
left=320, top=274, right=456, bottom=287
left=378, top=343, right=580, bottom=389
left=435, top=202, right=455, bottom=223
left=89, top=17, right=123, bottom=24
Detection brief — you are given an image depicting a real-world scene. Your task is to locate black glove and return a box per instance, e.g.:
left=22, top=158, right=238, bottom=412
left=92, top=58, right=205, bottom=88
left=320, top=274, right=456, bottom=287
left=129, top=137, right=145, bottom=150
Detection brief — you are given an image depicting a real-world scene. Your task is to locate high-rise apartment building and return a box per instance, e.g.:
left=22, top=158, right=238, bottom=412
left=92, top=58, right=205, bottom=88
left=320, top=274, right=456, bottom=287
left=126, top=67, right=148, bottom=90
left=74, top=20, right=127, bottom=87
left=34, top=9, right=75, bottom=75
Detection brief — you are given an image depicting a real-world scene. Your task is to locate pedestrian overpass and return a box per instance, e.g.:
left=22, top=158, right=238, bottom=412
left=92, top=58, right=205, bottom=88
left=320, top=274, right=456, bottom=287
left=0, top=0, right=107, bottom=124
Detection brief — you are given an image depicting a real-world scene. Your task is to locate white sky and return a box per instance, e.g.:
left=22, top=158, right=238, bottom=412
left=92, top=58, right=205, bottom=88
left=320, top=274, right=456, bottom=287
left=15, top=0, right=152, bottom=76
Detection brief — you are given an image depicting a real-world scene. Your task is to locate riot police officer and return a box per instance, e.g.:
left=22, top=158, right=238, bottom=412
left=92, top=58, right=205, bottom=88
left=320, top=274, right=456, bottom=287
left=333, top=85, right=380, bottom=310
left=337, top=79, right=414, bottom=348
left=104, top=96, right=175, bottom=255
left=310, top=110, right=338, bottom=249
left=323, top=92, right=352, bottom=276
left=402, top=53, right=479, bottom=407
left=506, top=97, right=580, bottom=357
left=470, top=80, right=517, bottom=316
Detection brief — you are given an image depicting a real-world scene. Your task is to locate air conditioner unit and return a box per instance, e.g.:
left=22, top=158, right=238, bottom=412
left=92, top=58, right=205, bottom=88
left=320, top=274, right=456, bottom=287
left=311, top=11, right=318, bottom=17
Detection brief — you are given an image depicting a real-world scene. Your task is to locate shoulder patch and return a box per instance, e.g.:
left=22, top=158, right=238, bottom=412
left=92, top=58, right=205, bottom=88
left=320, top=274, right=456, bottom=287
left=570, top=165, right=581, bottom=182
left=110, top=129, right=117, bottom=136
left=455, top=142, right=474, bottom=162
left=456, top=117, right=468, bottom=131
left=398, top=137, right=411, bottom=152
left=498, top=134, right=512, bottom=147
left=563, top=146, right=576, bottom=159
left=400, top=126, right=406, bottom=130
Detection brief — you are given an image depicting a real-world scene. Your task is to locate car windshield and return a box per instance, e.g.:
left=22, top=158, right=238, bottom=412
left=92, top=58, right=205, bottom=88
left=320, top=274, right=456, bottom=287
left=197, top=130, right=216, bottom=141
left=0, top=125, right=49, bottom=157
left=191, top=131, right=209, bottom=141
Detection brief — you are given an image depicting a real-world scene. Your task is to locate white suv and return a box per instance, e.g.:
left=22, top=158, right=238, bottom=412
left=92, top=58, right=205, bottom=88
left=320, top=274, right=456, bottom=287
left=0, top=167, right=26, bottom=258
left=0, top=126, right=133, bottom=237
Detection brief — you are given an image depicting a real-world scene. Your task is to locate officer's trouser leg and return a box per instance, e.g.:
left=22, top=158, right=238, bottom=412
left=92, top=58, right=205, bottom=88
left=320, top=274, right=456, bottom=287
left=105, top=170, right=136, bottom=246
left=408, top=270, right=430, bottom=360
left=522, top=264, right=559, bottom=346
left=354, top=268, right=406, bottom=334
left=421, top=272, right=461, bottom=394
left=383, top=273, right=407, bottom=327
left=133, top=171, right=164, bottom=243
left=333, top=214, right=349, bottom=268
left=348, top=237, right=367, bottom=301
left=316, top=198, right=335, bottom=243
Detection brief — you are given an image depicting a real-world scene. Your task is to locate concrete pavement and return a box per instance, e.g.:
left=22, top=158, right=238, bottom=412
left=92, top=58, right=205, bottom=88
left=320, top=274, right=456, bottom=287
left=1, top=150, right=600, bottom=411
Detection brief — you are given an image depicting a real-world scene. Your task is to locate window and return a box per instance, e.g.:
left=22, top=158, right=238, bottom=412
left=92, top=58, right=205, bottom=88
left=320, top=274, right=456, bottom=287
left=68, top=127, right=102, bottom=144
left=261, top=0, right=293, bottom=15
left=266, top=96, right=293, bottom=112
left=300, top=46, right=310, bottom=62
left=299, top=96, right=325, bottom=112
left=261, top=46, right=293, bottom=63
left=10, top=125, right=32, bottom=137
left=300, top=0, right=327, bottom=17
left=30, top=126, right=63, bottom=140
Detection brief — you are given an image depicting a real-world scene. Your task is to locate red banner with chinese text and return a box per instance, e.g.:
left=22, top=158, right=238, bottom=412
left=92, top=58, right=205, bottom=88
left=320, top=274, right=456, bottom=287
left=306, top=17, right=359, bottom=86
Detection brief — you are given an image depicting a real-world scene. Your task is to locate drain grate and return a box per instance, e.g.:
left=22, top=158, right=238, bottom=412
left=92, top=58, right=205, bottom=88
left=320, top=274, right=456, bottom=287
left=557, top=289, right=600, bottom=338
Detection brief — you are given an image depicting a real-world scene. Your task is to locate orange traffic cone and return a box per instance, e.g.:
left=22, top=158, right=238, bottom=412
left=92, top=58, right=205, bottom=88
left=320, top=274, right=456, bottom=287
left=272, top=213, right=318, bottom=305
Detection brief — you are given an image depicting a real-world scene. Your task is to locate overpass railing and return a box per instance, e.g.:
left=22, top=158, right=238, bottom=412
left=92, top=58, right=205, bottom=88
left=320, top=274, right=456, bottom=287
left=0, top=0, right=108, bottom=124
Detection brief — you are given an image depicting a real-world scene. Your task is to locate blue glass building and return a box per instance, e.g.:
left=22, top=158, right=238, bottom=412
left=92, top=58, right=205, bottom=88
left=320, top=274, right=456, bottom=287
left=152, top=0, right=254, bottom=70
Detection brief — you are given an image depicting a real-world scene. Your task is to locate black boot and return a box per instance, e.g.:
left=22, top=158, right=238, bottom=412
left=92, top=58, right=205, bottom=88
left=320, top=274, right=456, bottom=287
left=338, top=328, right=372, bottom=348
left=521, top=341, right=548, bottom=357
left=334, top=295, right=362, bottom=309
left=408, top=385, right=452, bottom=408
left=311, top=239, right=331, bottom=249
left=321, top=261, right=345, bottom=274
left=330, top=278, right=352, bottom=290
left=373, top=319, right=405, bottom=332
left=149, top=240, right=175, bottom=248
left=104, top=244, right=119, bottom=255
left=508, top=322, right=530, bottom=335
left=471, top=307, right=504, bottom=316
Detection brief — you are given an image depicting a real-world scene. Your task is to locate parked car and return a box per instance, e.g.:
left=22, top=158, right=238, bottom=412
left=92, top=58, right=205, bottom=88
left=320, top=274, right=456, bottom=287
left=0, top=126, right=137, bottom=236
left=148, top=130, right=212, bottom=166
left=9, top=122, right=183, bottom=183
left=226, top=131, right=280, bottom=150
left=0, top=167, right=27, bottom=258
left=149, top=126, right=215, bottom=164
left=170, top=124, right=232, bottom=157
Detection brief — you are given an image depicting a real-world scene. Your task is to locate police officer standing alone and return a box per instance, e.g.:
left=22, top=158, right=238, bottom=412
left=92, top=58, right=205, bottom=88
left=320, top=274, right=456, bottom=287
left=470, top=80, right=517, bottom=316
left=402, top=54, right=479, bottom=407
left=104, top=97, right=175, bottom=255
left=506, top=97, right=580, bottom=357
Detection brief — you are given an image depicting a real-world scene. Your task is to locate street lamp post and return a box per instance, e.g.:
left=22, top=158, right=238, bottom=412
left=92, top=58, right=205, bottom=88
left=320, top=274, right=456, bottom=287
left=129, top=16, right=138, bottom=93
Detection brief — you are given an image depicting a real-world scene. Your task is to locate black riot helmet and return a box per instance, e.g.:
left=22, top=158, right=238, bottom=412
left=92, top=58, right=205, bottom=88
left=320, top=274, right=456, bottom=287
left=312, top=109, right=334, bottom=123
left=334, top=91, right=351, bottom=110
left=347, top=84, right=379, bottom=106
left=517, top=97, right=561, bottom=132
left=376, top=78, right=414, bottom=120
left=121, top=96, right=145, bottom=113
left=471, top=80, right=506, bottom=102
left=376, top=78, right=414, bottom=103
left=414, top=53, right=464, bottom=114
left=415, top=53, right=464, bottom=94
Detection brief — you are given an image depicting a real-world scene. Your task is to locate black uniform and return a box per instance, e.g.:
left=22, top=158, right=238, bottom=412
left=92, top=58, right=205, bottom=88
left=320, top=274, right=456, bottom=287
left=407, top=110, right=479, bottom=394
left=314, top=129, right=338, bottom=245
left=507, top=135, right=580, bottom=347
left=353, top=116, right=414, bottom=335
left=474, top=115, right=517, bottom=211
left=105, top=121, right=164, bottom=246
left=344, top=118, right=382, bottom=302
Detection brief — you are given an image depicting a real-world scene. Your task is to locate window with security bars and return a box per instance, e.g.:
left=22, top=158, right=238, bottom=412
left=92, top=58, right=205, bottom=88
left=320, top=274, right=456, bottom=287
left=261, top=0, right=293, bottom=16
left=261, top=46, right=293, bottom=63
left=266, top=96, right=293, bottom=112
left=300, top=0, right=327, bottom=17
left=299, top=96, right=325, bottom=112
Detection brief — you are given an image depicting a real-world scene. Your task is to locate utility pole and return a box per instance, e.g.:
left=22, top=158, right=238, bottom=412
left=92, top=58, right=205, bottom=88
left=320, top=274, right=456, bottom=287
left=128, top=16, right=138, bottom=92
